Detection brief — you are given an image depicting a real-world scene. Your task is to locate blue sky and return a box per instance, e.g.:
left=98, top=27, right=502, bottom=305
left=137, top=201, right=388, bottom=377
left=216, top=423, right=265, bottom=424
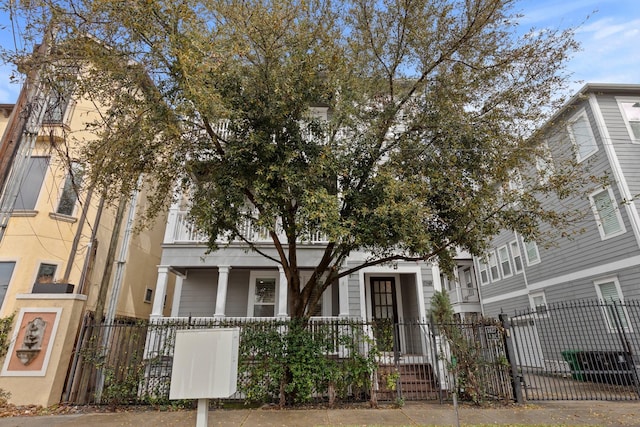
left=0, top=0, right=638, bottom=103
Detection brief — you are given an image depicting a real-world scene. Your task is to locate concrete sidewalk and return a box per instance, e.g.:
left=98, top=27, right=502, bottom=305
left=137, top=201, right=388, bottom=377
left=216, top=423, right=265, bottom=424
left=0, top=401, right=637, bottom=426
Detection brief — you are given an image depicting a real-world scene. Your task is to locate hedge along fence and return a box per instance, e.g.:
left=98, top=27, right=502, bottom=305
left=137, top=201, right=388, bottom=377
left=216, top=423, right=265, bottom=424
left=65, top=316, right=384, bottom=406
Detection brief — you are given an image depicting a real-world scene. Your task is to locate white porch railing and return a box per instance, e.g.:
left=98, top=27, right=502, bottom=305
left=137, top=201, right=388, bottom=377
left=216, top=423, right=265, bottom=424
left=448, top=287, right=480, bottom=304
left=164, top=209, right=329, bottom=244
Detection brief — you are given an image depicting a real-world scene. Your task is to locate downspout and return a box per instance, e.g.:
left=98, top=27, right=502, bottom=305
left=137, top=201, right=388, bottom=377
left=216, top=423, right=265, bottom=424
left=77, top=195, right=105, bottom=294
left=95, top=177, right=142, bottom=402
left=104, top=175, right=142, bottom=324
left=62, top=185, right=94, bottom=283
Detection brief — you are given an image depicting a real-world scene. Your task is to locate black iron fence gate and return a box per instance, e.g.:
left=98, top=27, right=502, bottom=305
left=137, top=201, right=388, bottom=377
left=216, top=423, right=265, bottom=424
left=506, top=300, right=640, bottom=401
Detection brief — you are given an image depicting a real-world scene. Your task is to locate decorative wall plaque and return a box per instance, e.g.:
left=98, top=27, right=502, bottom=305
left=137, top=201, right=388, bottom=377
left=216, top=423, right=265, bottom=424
left=15, top=317, right=47, bottom=365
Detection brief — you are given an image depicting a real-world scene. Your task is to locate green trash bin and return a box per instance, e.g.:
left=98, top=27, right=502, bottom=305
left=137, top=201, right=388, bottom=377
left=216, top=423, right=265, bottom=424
left=561, top=350, right=584, bottom=381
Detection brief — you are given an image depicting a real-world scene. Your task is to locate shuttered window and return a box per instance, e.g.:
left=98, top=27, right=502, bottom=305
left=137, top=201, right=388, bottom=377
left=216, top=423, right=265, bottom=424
left=596, top=280, right=630, bottom=331
left=567, top=111, right=597, bottom=161
left=524, top=241, right=540, bottom=265
left=591, top=188, right=624, bottom=239
left=618, top=100, right=640, bottom=143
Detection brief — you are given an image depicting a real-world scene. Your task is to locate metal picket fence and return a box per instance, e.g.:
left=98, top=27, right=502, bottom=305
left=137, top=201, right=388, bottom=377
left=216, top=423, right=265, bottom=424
left=507, top=299, right=640, bottom=401
left=62, top=315, right=513, bottom=405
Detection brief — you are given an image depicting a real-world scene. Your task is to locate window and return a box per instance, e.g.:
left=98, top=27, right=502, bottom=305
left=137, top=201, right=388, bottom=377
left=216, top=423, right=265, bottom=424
left=15, top=157, right=49, bottom=210
left=508, top=169, right=524, bottom=195
left=248, top=272, right=278, bottom=317
left=509, top=240, right=523, bottom=274
left=462, top=268, right=473, bottom=288
left=488, top=251, right=500, bottom=282
left=0, top=262, right=16, bottom=307
left=535, top=142, right=554, bottom=184
left=43, top=78, right=74, bottom=124
left=497, top=245, right=512, bottom=278
left=523, top=240, right=540, bottom=266
left=567, top=110, right=598, bottom=162
left=617, top=99, right=640, bottom=143
left=595, top=278, right=631, bottom=332
left=477, top=259, right=489, bottom=285
left=590, top=187, right=625, bottom=239
left=35, top=263, right=57, bottom=283
left=529, top=292, right=547, bottom=315
left=57, top=161, right=83, bottom=216
left=144, top=288, right=153, bottom=303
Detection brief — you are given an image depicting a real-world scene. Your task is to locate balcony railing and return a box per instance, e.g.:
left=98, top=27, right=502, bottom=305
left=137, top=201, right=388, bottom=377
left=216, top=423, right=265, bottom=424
left=448, top=287, right=480, bottom=304
left=164, top=210, right=329, bottom=244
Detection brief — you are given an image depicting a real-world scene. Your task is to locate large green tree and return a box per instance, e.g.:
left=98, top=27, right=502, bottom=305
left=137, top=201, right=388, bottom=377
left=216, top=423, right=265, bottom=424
left=3, top=0, right=589, bottom=319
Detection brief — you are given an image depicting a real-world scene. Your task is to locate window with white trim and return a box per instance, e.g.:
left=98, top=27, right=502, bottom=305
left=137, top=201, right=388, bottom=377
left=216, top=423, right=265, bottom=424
left=589, top=187, right=625, bottom=239
left=248, top=272, right=278, bottom=317
left=535, top=142, right=554, bottom=184
left=497, top=245, right=512, bottom=278
left=488, top=251, right=500, bottom=282
left=509, top=240, right=523, bottom=274
left=529, top=292, right=547, bottom=315
left=595, top=278, right=631, bottom=332
left=617, top=98, right=640, bottom=143
left=477, top=258, right=489, bottom=285
left=57, top=161, right=83, bottom=216
left=567, top=110, right=598, bottom=162
left=523, top=240, right=540, bottom=266
left=0, top=262, right=15, bottom=307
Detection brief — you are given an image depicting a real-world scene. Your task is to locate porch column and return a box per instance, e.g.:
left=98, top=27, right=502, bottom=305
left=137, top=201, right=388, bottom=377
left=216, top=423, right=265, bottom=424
left=431, top=264, right=442, bottom=292
left=151, top=266, right=170, bottom=317
left=339, top=276, right=350, bottom=317
left=415, top=270, right=427, bottom=322
left=170, top=274, right=184, bottom=316
left=453, top=266, right=462, bottom=303
left=277, top=266, right=288, bottom=317
left=214, top=266, right=231, bottom=318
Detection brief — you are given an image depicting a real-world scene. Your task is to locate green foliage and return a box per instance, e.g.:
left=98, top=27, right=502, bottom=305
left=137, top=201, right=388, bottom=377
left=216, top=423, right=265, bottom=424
left=431, top=291, right=506, bottom=404
left=0, top=314, right=15, bottom=359
left=2, top=0, right=593, bottom=320
left=237, top=320, right=379, bottom=405
left=80, top=326, right=151, bottom=406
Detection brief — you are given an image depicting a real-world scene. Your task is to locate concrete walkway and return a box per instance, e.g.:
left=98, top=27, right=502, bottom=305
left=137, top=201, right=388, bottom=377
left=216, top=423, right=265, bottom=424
left=0, top=401, right=637, bottom=426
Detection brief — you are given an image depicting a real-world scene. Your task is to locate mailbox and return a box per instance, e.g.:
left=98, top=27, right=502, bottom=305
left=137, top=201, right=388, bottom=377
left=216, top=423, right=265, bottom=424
left=169, top=328, right=240, bottom=400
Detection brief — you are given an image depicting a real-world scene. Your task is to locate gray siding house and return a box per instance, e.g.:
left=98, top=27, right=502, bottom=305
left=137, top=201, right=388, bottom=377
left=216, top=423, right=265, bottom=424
left=476, top=84, right=640, bottom=317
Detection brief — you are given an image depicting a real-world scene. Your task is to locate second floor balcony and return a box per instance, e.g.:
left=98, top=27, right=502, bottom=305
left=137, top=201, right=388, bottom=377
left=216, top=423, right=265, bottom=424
left=163, top=209, right=329, bottom=245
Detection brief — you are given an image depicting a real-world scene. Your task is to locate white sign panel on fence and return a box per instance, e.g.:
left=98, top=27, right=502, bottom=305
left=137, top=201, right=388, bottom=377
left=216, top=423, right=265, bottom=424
left=169, top=328, right=240, bottom=399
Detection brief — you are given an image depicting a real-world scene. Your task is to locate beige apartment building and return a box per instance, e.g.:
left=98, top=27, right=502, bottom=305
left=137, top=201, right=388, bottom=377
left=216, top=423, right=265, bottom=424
left=0, top=77, right=169, bottom=406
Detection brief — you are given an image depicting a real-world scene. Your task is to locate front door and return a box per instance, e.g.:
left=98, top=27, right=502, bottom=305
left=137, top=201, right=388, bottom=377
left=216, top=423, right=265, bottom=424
left=370, top=277, right=398, bottom=353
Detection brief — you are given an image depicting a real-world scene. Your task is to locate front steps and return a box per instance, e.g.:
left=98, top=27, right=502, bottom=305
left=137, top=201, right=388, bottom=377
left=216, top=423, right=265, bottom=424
left=376, top=362, right=440, bottom=401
